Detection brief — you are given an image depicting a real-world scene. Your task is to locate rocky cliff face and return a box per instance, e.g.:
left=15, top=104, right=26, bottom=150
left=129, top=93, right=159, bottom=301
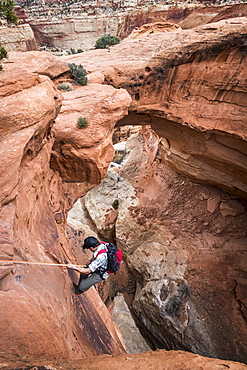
left=0, top=51, right=129, bottom=358
left=84, top=128, right=247, bottom=362
left=0, top=13, right=246, bottom=368
left=61, top=18, right=247, bottom=199
left=63, top=17, right=247, bottom=363
left=14, top=1, right=247, bottom=51
left=0, top=24, right=38, bottom=52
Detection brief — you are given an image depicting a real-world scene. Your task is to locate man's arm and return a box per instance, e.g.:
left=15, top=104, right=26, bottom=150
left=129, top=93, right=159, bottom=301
left=67, top=264, right=91, bottom=274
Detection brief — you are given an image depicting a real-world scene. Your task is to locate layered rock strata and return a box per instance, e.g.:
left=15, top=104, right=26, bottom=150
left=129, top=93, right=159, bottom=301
left=14, top=1, right=247, bottom=51
left=63, top=17, right=247, bottom=363
left=83, top=126, right=247, bottom=363
left=0, top=24, right=38, bottom=52
left=0, top=51, right=130, bottom=358
left=0, top=15, right=246, bottom=366
left=62, top=17, right=247, bottom=199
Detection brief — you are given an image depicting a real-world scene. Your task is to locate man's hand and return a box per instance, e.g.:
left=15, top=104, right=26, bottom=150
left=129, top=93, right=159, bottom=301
left=66, top=263, right=92, bottom=275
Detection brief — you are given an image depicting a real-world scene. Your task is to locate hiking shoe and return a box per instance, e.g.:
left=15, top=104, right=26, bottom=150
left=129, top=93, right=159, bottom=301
left=73, top=282, right=82, bottom=295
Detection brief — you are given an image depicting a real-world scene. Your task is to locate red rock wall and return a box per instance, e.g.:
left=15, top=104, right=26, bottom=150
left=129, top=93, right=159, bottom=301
left=118, top=3, right=247, bottom=38
left=0, top=24, right=38, bottom=52
left=62, top=17, right=247, bottom=363
left=0, top=15, right=247, bottom=366
left=0, top=51, right=130, bottom=358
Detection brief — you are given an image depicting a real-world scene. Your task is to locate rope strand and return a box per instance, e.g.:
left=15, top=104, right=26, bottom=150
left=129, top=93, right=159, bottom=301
left=0, top=260, right=81, bottom=267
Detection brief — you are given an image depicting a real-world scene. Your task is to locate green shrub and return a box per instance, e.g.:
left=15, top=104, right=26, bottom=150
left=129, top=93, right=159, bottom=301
left=67, top=48, right=76, bottom=55
left=68, top=63, right=88, bottom=86
left=67, top=48, right=84, bottom=55
left=57, top=82, right=72, bottom=91
left=0, top=42, right=7, bottom=71
left=95, top=34, right=120, bottom=49
left=112, top=199, right=119, bottom=210
left=0, top=0, right=18, bottom=25
left=113, top=155, right=122, bottom=164
left=77, top=117, right=88, bottom=129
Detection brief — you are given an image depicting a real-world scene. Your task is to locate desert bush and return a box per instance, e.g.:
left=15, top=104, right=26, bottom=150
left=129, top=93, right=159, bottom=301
left=57, top=83, right=72, bottom=91
left=112, top=199, right=119, bottom=210
left=68, top=63, right=88, bottom=86
left=95, top=34, right=120, bottom=49
left=0, top=0, right=18, bottom=25
left=77, top=117, right=88, bottom=129
left=0, top=42, right=7, bottom=71
left=67, top=48, right=83, bottom=55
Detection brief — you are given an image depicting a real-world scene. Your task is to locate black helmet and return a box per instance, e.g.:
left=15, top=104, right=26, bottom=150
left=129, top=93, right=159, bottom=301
left=82, top=236, right=99, bottom=249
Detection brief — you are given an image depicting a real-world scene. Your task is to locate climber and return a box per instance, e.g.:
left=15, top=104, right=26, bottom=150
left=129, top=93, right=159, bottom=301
left=66, top=236, right=109, bottom=294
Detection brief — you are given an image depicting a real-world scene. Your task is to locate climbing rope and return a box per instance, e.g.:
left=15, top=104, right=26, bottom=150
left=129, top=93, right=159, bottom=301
left=0, top=260, right=80, bottom=267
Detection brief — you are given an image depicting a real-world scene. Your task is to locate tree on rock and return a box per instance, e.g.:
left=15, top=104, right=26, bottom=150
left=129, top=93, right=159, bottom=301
left=0, top=0, right=18, bottom=25
left=95, top=34, right=120, bottom=49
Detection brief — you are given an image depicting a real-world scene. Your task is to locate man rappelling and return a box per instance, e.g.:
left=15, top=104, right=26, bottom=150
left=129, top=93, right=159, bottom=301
left=0, top=236, right=122, bottom=295
left=67, top=236, right=122, bottom=294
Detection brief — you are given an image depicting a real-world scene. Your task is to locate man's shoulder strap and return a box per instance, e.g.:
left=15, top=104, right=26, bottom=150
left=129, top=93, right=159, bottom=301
left=96, top=249, right=108, bottom=257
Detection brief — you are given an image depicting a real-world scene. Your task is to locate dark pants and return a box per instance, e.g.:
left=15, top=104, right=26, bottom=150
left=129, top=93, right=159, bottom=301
left=78, top=272, right=103, bottom=292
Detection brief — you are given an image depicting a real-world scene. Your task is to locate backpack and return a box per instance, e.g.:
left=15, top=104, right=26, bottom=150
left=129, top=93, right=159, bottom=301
left=97, top=242, right=123, bottom=274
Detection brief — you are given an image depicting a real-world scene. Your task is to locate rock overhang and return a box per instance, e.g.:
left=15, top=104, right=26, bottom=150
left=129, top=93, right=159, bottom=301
left=61, top=17, right=247, bottom=198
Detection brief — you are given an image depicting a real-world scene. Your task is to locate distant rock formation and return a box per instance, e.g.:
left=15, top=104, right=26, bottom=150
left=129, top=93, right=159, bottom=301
left=0, top=24, right=38, bottom=52
left=13, top=1, right=247, bottom=51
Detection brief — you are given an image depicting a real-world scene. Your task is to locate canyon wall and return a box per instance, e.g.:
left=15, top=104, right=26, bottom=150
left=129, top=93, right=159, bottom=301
left=0, top=50, right=130, bottom=358
left=63, top=17, right=247, bottom=363
left=61, top=17, right=247, bottom=199
left=14, top=1, right=247, bottom=51
left=0, top=24, right=38, bottom=52
left=0, top=13, right=246, bottom=368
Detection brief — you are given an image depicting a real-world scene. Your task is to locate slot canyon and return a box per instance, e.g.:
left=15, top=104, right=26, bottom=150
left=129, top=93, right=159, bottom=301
left=0, top=1, right=246, bottom=369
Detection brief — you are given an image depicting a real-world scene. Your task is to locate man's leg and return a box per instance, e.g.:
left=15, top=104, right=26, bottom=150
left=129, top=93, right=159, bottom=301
left=78, top=272, right=103, bottom=293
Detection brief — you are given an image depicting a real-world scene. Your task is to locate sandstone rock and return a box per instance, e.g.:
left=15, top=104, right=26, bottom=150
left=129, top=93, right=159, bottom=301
left=87, top=70, right=105, bottom=84
left=0, top=13, right=247, bottom=367
left=13, top=1, right=247, bottom=51
left=125, top=21, right=181, bottom=40
left=118, top=3, right=247, bottom=38
left=62, top=17, right=247, bottom=199
left=0, top=52, right=126, bottom=359
left=0, top=24, right=37, bottom=52
left=207, top=196, right=221, bottom=213
left=83, top=171, right=138, bottom=240
left=219, top=200, right=245, bottom=217
left=110, top=293, right=151, bottom=353
left=29, top=16, right=120, bottom=51
left=51, top=84, right=131, bottom=191
left=1, top=348, right=247, bottom=369
left=0, top=74, right=61, bottom=138
left=82, top=126, right=247, bottom=363
left=3, top=50, right=69, bottom=79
